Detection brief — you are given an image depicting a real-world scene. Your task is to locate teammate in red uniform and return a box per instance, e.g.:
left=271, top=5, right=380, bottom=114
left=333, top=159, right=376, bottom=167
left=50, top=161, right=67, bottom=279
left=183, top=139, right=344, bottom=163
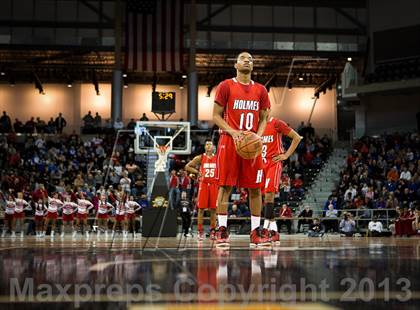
left=260, top=117, right=302, bottom=243
left=185, top=140, right=218, bottom=241
left=213, top=51, right=270, bottom=248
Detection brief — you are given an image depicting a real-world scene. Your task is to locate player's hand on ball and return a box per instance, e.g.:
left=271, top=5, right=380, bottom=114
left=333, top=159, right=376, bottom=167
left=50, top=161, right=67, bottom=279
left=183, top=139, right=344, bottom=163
left=231, top=130, right=244, bottom=142
left=272, top=153, right=288, bottom=162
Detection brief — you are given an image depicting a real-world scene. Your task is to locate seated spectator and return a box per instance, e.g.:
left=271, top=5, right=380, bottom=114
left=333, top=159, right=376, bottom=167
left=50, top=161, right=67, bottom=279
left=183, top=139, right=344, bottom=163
left=114, top=118, right=124, bottom=131
left=228, top=203, right=242, bottom=218
left=311, top=152, right=323, bottom=168
left=297, top=205, right=313, bottom=232
left=138, top=194, right=150, bottom=211
left=387, top=166, right=399, bottom=182
left=400, top=166, right=412, bottom=181
left=323, top=204, right=339, bottom=232
left=368, top=216, right=391, bottom=237
left=291, top=174, right=304, bottom=196
left=279, top=172, right=291, bottom=202
left=127, top=118, right=137, bottom=130
left=344, top=185, right=357, bottom=201
left=308, top=218, right=325, bottom=237
left=277, top=204, right=292, bottom=234
left=339, top=212, right=356, bottom=237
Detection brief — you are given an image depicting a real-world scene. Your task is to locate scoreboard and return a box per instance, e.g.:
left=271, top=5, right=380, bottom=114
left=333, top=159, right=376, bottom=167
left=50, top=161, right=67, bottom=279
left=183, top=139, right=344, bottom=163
left=151, top=92, right=176, bottom=114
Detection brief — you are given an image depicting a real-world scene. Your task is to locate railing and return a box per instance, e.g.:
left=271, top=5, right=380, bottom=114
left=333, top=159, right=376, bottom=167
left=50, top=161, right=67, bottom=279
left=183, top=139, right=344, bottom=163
left=0, top=208, right=399, bottom=232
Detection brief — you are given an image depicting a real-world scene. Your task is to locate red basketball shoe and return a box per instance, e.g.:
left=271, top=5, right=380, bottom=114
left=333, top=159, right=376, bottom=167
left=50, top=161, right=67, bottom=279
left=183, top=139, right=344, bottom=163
left=270, top=230, right=280, bottom=244
left=250, top=228, right=271, bottom=248
left=215, top=226, right=229, bottom=248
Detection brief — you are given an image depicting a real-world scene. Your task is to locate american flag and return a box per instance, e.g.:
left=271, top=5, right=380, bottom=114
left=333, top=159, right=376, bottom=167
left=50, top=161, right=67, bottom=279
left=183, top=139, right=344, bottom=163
left=125, top=0, right=184, bottom=72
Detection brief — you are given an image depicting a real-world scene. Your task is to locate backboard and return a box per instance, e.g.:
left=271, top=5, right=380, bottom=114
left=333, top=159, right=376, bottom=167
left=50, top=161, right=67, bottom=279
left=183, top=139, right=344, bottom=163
left=134, top=121, right=191, bottom=155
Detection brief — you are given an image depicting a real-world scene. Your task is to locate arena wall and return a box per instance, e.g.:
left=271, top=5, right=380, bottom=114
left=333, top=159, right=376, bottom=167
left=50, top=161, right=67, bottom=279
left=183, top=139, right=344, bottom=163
left=0, top=83, right=337, bottom=136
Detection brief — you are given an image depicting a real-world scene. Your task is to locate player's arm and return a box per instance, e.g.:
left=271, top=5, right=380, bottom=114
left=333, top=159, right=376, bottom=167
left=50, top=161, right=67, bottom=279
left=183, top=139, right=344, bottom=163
left=256, top=109, right=269, bottom=137
left=273, top=129, right=302, bottom=162
left=185, top=155, right=202, bottom=176
left=213, top=103, right=243, bottom=141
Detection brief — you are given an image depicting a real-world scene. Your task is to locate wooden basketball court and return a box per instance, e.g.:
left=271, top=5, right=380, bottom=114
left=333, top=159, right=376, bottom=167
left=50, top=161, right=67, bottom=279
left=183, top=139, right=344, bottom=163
left=0, top=235, right=419, bottom=309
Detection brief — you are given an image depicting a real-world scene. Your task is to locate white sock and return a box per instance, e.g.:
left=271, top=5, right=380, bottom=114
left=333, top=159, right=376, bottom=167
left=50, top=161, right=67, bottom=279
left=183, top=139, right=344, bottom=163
left=218, top=214, right=227, bottom=228
left=251, top=216, right=260, bottom=231
left=263, top=219, right=270, bottom=229
left=217, top=264, right=228, bottom=280
left=270, top=221, right=278, bottom=232
left=251, top=260, right=261, bottom=275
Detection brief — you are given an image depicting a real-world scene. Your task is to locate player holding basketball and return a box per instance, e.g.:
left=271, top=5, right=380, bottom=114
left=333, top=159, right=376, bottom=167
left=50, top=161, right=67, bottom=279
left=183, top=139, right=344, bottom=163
left=213, top=51, right=270, bottom=248
left=261, top=117, right=302, bottom=244
left=185, top=140, right=218, bottom=241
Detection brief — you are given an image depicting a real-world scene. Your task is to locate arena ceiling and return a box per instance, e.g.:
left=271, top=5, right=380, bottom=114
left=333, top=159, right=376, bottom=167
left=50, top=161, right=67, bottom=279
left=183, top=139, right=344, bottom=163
left=0, top=0, right=366, bottom=87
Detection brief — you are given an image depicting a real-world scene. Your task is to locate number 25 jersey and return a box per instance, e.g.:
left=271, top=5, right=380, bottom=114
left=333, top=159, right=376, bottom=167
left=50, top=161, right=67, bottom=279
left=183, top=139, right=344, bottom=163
left=199, top=153, right=218, bottom=184
left=214, top=78, right=270, bottom=133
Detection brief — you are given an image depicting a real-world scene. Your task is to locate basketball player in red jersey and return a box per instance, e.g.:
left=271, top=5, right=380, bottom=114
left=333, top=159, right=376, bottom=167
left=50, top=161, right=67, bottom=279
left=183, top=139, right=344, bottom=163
left=185, top=140, right=218, bottom=241
left=261, top=117, right=302, bottom=243
left=213, top=51, right=270, bottom=248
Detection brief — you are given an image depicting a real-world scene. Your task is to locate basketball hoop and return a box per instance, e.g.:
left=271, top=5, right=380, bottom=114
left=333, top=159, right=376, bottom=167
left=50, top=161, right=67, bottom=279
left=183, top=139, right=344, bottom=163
left=157, top=145, right=168, bottom=156
left=154, top=144, right=172, bottom=173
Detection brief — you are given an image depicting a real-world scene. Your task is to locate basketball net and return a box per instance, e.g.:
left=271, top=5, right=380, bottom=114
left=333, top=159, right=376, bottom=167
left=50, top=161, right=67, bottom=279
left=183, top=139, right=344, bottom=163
left=154, top=144, right=171, bottom=173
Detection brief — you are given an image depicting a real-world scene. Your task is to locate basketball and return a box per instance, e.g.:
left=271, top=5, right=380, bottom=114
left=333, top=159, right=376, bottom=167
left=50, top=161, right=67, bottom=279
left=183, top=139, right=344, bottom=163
left=235, top=131, right=263, bottom=159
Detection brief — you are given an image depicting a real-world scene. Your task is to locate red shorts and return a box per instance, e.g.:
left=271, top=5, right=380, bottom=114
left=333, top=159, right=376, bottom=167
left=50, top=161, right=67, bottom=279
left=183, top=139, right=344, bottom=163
left=216, top=134, right=264, bottom=188
left=126, top=213, right=136, bottom=220
left=35, top=215, right=44, bottom=223
left=62, top=214, right=74, bottom=222
left=263, top=161, right=282, bottom=194
left=47, top=212, right=58, bottom=220
left=14, top=212, right=25, bottom=219
left=77, top=213, right=88, bottom=220
left=5, top=213, right=14, bottom=221
left=115, top=215, right=126, bottom=222
left=197, top=182, right=218, bottom=209
left=97, top=213, right=109, bottom=219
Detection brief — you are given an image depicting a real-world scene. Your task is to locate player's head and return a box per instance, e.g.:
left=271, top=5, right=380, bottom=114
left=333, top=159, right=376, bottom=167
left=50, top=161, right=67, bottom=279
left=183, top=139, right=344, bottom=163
left=181, top=191, right=187, bottom=200
left=17, top=192, right=23, bottom=199
left=234, top=51, right=253, bottom=74
left=204, top=139, right=214, bottom=153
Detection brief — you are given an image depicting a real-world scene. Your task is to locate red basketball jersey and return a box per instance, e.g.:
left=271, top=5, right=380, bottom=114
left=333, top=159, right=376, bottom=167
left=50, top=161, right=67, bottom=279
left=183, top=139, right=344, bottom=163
left=261, top=117, right=292, bottom=165
left=214, top=78, right=270, bottom=133
left=199, top=153, right=218, bottom=184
